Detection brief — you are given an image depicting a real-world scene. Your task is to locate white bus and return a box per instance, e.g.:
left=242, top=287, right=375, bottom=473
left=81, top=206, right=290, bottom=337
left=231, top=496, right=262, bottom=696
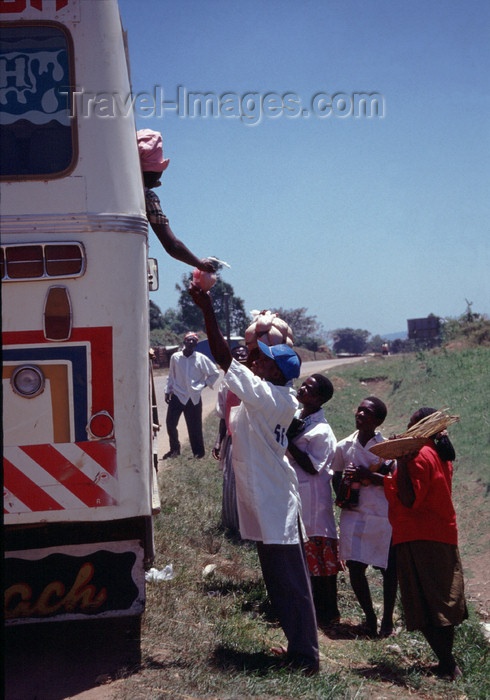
left=1, top=0, right=158, bottom=624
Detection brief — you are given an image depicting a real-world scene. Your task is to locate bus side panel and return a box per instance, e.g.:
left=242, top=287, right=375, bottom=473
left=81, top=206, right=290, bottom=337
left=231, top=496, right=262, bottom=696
left=3, top=232, right=153, bottom=526
left=2, top=0, right=157, bottom=624
left=1, top=0, right=145, bottom=216
left=4, top=540, right=145, bottom=625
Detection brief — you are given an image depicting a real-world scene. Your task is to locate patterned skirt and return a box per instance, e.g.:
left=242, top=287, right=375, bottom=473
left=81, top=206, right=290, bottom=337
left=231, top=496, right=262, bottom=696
left=304, top=536, right=343, bottom=577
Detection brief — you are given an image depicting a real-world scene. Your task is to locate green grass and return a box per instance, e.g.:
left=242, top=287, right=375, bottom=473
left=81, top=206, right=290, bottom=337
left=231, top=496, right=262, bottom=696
left=325, top=347, right=489, bottom=470
left=113, top=346, right=489, bottom=699
left=323, top=347, right=490, bottom=564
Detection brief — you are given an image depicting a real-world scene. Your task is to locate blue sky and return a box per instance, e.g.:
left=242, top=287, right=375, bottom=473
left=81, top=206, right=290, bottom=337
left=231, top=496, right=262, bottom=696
left=119, top=0, right=489, bottom=337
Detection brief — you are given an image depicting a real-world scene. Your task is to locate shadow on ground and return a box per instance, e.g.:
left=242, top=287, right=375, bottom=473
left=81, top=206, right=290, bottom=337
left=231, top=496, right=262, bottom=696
left=211, top=645, right=286, bottom=675
left=5, top=616, right=142, bottom=700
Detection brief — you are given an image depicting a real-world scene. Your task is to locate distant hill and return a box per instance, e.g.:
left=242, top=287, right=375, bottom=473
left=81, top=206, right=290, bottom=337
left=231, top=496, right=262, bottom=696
left=380, top=331, right=407, bottom=341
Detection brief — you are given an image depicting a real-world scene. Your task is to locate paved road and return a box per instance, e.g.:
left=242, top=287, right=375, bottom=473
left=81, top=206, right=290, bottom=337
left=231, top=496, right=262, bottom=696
left=154, top=356, right=364, bottom=457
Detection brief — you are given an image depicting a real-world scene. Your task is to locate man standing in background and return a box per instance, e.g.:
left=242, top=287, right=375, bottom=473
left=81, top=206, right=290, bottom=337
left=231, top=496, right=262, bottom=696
left=164, top=333, right=220, bottom=459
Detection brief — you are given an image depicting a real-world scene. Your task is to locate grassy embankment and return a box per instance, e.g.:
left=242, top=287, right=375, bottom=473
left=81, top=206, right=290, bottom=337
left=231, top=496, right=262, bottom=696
left=117, top=346, right=489, bottom=700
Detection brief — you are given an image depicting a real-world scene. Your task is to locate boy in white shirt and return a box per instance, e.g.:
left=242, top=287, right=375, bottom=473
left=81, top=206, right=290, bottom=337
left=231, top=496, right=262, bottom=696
left=287, top=374, right=340, bottom=627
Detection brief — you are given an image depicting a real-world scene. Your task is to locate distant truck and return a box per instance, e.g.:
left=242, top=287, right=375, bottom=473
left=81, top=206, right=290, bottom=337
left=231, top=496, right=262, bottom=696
left=407, top=315, right=441, bottom=347
left=2, top=0, right=159, bottom=624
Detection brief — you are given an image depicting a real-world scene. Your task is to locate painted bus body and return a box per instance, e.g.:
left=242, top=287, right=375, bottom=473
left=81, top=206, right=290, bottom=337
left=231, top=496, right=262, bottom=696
left=1, top=0, right=157, bottom=624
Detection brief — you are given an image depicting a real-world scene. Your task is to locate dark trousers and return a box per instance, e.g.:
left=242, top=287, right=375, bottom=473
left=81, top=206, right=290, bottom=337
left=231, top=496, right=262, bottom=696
left=166, top=395, right=205, bottom=457
left=256, top=539, right=319, bottom=669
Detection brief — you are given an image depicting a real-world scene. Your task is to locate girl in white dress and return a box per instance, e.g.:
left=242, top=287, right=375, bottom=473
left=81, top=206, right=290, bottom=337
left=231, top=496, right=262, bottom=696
left=332, top=396, right=397, bottom=637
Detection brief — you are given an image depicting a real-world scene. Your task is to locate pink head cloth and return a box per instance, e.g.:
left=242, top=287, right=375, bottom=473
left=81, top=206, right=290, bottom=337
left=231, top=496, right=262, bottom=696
left=184, top=332, right=199, bottom=341
left=137, top=129, right=170, bottom=172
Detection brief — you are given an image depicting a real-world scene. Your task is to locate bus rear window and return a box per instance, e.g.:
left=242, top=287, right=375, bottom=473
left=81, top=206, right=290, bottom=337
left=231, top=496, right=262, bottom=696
left=0, top=23, right=75, bottom=179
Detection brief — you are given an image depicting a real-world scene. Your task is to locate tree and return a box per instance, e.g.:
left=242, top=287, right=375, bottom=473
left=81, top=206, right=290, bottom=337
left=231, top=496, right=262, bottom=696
left=150, top=327, right=181, bottom=347
left=366, top=334, right=385, bottom=354
left=271, top=307, right=324, bottom=349
left=160, top=308, right=188, bottom=335
left=331, top=328, right=370, bottom=355
left=441, top=303, right=490, bottom=347
left=390, top=338, right=414, bottom=354
left=149, top=301, right=187, bottom=336
left=175, top=273, right=249, bottom=336
left=149, top=300, right=165, bottom=330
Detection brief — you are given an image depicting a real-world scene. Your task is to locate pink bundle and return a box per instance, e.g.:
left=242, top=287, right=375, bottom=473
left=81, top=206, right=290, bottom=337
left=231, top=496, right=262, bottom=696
left=192, top=268, right=217, bottom=291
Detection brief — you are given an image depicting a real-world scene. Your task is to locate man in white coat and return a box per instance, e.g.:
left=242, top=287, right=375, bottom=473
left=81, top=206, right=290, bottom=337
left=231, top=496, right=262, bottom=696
left=189, top=283, right=319, bottom=674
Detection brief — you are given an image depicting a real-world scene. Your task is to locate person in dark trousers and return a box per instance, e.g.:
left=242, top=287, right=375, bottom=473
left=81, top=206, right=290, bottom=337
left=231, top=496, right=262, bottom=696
left=189, top=282, right=319, bottom=674
left=164, top=332, right=220, bottom=459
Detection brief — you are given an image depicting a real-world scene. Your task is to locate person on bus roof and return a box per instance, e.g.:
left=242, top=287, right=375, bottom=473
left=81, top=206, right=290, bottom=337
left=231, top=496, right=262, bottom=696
left=137, top=129, right=215, bottom=274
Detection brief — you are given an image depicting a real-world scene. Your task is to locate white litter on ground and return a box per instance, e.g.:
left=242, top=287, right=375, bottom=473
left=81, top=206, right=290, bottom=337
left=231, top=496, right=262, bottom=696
left=145, top=564, right=174, bottom=582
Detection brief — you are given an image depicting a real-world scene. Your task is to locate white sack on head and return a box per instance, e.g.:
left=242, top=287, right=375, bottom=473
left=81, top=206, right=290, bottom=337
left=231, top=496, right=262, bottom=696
left=245, top=309, right=294, bottom=350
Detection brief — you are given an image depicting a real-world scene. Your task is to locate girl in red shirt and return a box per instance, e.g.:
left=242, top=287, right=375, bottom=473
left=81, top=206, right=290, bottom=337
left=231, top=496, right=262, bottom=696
left=384, top=407, right=468, bottom=681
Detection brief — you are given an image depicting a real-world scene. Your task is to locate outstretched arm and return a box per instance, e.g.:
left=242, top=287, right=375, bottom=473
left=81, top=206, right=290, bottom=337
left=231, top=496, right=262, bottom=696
left=150, top=220, right=215, bottom=271
left=188, top=284, right=232, bottom=371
